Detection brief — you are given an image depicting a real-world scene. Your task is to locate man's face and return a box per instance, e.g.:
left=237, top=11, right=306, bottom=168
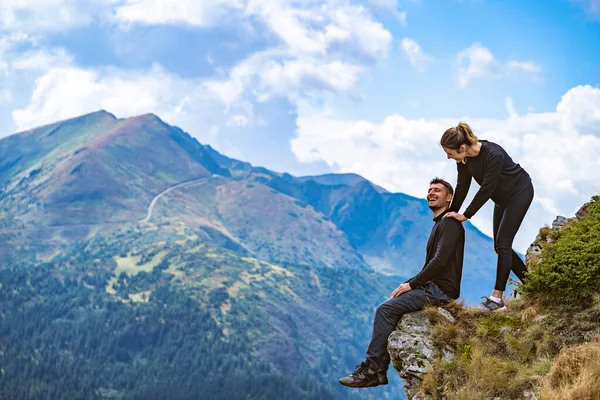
left=427, top=183, right=452, bottom=210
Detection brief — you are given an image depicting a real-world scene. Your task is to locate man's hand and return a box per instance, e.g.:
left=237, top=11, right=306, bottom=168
left=391, top=282, right=412, bottom=298
left=443, top=212, right=467, bottom=222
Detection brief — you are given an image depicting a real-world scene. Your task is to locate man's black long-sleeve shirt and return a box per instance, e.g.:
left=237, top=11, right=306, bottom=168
left=450, top=140, right=532, bottom=219
left=406, top=210, right=465, bottom=299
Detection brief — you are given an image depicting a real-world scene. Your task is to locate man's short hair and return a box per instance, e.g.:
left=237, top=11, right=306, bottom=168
left=429, top=177, right=454, bottom=195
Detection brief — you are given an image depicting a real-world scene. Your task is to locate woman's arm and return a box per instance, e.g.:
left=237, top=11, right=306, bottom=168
left=449, top=163, right=472, bottom=213
left=463, top=151, right=504, bottom=219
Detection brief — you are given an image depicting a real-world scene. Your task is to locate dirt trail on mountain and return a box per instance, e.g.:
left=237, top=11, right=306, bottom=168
left=0, top=175, right=217, bottom=233
left=141, top=175, right=215, bottom=223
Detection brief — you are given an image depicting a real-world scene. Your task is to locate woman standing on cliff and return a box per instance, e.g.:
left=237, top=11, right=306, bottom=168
left=440, top=122, right=534, bottom=311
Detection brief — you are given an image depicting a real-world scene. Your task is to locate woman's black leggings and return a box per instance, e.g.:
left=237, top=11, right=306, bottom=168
left=492, top=183, right=534, bottom=291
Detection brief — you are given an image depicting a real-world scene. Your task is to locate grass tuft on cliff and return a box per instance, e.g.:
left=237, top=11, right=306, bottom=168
left=417, top=196, right=600, bottom=399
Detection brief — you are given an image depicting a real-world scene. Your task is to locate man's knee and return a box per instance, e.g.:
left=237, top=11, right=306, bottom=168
left=375, top=301, right=392, bottom=320
left=375, top=295, right=421, bottom=325
left=374, top=299, right=405, bottom=326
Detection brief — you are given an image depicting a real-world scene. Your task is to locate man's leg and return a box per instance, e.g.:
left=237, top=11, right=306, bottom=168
left=340, top=283, right=448, bottom=388
left=366, top=284, right=447, bottom=371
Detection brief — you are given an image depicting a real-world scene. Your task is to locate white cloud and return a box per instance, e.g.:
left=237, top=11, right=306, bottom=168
left=456, top=43, right=541, bottom=88
left=1, top=0, right=80, bottom=32
left=12, top=65, right=183, bottom=130
left=326, top=3, right=392, bottom=60
left=204, top=51, right=363, bottom=114
left=506, top=60, right=542, bottom=73
left=8, top=56, right=261, bottom=163
left=401, top=38, right=432, bottom=71
left=396, top=11, right=408, bottom=25
left=505, top=96, right=518, bottom=118
left=3, top=0, right=392, bottom=131
left=368, top=0, right=397, bottom=8
left=10, top=61, right=245, bottom=136
left=1, top=48, right=257, bottom=171
left=259, top=58, right=362, bottom=99
left=456, top=44, right=501, bottom=88
left=0, top=33, right=34, bottom=74
left=0, top=0, right=114, bottom=33
left=113, top=0, right=239, bottom=27
left=113, top=0, right=391, bottom=108
left=227, top=114, right=250, bottom=127
left=12, top=48, right=74, bottom=71
left=291, top=85, right=600, bottom=251
left=114, top=0, right=391, bottom=59
left=0, top=33, right=77, bottom=128
left=0, top=89, right=12, bottom=104
left=366, top=0, right=407, bottom=24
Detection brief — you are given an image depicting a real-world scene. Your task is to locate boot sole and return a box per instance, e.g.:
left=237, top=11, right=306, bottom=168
left=339, top=377, right=388, bottom=388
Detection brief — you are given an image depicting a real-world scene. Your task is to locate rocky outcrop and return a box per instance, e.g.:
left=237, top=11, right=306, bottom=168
left=525, top=215, right=568, bottom=262
left=387, top=308, right=455, bottom=400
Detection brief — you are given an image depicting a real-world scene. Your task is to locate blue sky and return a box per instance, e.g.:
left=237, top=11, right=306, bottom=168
left=1, top=0, right=599, bottom=251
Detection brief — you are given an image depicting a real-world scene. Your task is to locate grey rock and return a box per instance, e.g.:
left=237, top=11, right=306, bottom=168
left=525, top=243, right=542, bottom=264
left=551, top=215, right=569, bottom=230
left=523, top=389, right=539, bottom=400
left=387, top=308, right=455, bottom=400
left=575, top=197, right=596, bottom=220
left=526, top=217, right=571, bottom=263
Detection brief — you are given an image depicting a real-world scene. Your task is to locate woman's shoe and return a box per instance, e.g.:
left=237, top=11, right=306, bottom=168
left=480, top=296, right=506, bottom=311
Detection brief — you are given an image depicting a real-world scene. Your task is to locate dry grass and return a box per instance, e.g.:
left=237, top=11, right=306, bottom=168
left=540, top=342, right=600, bottom=400
left=419, top=368, right=439, bottom=397
left=431, top=323, right=461, bottom=348
left=538, top=226, right=553, bottom=242
left=421, top=297, right=565, bottom=399
left=416, top=289, right=600, bottom=400
left=521, top=305, right=540, bottom=323
left=440, top=299, right=468, bottom=315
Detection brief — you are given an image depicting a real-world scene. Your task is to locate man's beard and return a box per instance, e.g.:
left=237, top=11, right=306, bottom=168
left=428, top=203, right=449, bottom=211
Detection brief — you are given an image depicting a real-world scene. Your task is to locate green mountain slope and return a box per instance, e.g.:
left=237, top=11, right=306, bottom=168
left=0, top=111, right=227, bottom=228
left=0, top=110, right=500, bottom=399
left=0, top=219, right=399, bottom=399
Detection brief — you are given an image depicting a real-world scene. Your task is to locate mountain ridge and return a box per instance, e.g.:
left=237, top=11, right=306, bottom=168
left=0, top=110, right=507, bottom=399
left=0, top=110, right=499, bottom=301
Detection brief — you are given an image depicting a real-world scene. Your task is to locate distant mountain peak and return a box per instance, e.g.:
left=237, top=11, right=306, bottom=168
left=61, top=109, right=117, bottom=125
left=297, top=173, right=389, bottom=193
left=12, top=110, right=117, bottom=137
left=127, top=113, right=162, bottom=124
left=89, top=110, right=117, bottom=119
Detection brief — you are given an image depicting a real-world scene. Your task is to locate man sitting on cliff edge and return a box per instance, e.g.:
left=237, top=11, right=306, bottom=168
left=339, top=177, right=465, bottom=388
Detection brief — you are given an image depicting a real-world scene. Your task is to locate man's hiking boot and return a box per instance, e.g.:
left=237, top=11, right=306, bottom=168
left=339, top=361, right=388, bottom=388
left=480, top=296, right=506, bottom=311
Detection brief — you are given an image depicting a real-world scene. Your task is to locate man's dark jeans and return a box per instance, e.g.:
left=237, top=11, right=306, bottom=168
left=365, top=282, right=449, bottom=372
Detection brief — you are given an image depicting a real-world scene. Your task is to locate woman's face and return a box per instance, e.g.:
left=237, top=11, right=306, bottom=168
left=443, top=146, right=467, bottom=163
